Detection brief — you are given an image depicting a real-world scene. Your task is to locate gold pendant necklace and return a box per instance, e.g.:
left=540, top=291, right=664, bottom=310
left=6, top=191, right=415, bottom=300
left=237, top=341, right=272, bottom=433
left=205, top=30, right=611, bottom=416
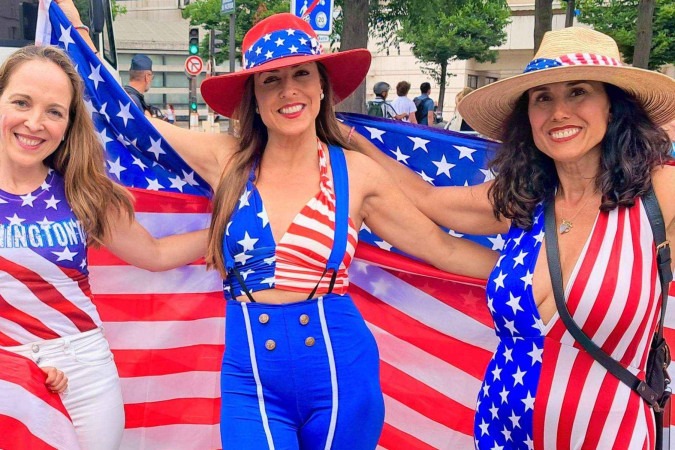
left=557, top=190, right=596, bottom=234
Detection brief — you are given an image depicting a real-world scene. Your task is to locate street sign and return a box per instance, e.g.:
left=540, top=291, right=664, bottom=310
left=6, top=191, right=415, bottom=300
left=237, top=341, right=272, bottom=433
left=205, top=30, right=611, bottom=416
left=184, top=55, right=203, bottom=77
left=291, top=0, right=334, bottom=35
left=221, top=0, right=235, bottom=15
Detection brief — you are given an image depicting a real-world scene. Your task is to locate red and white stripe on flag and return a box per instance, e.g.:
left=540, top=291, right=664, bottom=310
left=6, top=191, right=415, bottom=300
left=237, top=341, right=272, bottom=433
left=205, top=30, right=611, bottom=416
left=0, top=349, right=80, bottom=450
left=88, top=189, right=675, bottom=449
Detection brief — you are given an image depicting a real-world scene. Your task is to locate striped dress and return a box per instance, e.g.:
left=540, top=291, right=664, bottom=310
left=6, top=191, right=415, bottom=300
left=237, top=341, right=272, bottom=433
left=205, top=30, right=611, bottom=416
left=223, top=141, right=358, bottom=299
left=475, top=200, right=661, bottom=450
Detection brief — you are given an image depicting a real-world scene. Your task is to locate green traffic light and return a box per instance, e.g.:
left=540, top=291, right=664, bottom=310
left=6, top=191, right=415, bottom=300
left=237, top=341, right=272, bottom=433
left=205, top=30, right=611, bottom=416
left=189, top=43, right=199, bottom=55
left=190, top=102, right=198, bottom=111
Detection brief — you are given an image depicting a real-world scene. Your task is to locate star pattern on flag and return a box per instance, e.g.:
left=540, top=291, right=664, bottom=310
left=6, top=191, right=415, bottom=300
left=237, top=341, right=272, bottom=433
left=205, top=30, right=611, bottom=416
left=339, top=113, right=505, bottom=254
left=474, top=205, right=546, bottom=449
left=0, top=171, right=87, bottom=272
left=45, top=4, right=210, bottom=196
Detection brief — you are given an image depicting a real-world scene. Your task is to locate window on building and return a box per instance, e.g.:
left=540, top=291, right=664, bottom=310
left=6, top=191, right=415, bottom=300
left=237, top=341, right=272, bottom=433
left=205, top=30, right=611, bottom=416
left=485, top=76, right=498, bottom=85
left=467, top=75, right=479, bottom=89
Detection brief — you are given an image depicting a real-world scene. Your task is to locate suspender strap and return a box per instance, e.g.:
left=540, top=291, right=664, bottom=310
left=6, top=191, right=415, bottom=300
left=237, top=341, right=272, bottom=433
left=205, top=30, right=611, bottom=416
left=307, top=145, right=348, bottom=299
left=326, top=145, right=349, bottom=273
left=230, top=266, right=257, bottom=303
left=544, top=198, right=660, bottom=407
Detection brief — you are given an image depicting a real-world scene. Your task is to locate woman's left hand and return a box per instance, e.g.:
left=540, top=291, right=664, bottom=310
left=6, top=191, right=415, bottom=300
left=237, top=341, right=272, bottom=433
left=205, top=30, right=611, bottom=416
left=41, top=366, right=68, bottom=394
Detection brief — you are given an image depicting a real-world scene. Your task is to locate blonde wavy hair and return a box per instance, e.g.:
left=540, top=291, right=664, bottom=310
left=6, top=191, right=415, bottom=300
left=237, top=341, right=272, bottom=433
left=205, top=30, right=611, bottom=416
left=1, top=45, right=134, bottom=243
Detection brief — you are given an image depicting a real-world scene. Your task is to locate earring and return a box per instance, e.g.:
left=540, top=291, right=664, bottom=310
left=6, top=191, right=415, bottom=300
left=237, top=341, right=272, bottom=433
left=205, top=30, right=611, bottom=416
left=255, top=106, right=259, bottom=114
left=62, top=135, right=66, bottom=142
left=320, top=92, right=325, bottom=100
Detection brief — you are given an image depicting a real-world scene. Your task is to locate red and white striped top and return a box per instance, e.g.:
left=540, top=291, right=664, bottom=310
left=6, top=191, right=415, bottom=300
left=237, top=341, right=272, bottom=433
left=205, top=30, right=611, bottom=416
left=224, top=142, right=358, bottom=299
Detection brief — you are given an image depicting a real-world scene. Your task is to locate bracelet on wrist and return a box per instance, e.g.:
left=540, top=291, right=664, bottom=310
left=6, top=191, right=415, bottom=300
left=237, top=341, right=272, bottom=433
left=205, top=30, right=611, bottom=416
left=74, top=24, right=90, bottom=33
left=347, top=126, right=355, bottom=145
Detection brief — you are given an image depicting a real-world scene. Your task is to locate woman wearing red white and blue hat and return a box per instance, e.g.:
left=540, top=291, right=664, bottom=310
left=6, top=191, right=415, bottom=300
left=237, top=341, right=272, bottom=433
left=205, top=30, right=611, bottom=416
left=351, top=26, right=675, bottom=449
left=148, top=12, right=498, bottom=449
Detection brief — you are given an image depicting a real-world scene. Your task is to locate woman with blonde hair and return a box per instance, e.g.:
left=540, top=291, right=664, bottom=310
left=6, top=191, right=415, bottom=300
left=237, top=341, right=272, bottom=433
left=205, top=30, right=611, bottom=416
left=0, top=45, right=205, bottom=449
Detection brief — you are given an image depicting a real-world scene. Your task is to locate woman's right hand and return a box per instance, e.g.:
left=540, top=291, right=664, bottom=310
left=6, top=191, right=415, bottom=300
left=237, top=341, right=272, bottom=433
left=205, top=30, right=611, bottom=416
left=54, top=0, right=83, bottom=26
left=41, top=366, right=68, bottom=394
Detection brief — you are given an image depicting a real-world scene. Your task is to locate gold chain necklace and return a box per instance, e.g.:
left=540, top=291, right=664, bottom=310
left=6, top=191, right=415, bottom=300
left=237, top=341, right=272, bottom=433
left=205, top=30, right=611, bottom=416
left=557, top=191, right=596, bottom=234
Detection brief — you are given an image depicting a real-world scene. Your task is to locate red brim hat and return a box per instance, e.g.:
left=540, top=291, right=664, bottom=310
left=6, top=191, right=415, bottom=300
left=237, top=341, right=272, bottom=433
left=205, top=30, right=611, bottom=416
left=201, top=13, right=372, bottom=118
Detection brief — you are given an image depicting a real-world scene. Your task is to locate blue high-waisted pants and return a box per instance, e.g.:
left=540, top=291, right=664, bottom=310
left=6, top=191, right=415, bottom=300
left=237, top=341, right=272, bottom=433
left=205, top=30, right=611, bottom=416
left=220, top=293, right=384, bottom=449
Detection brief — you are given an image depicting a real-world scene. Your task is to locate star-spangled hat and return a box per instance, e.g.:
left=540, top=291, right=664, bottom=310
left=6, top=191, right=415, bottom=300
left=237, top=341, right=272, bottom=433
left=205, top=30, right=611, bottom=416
left=458, top=27, right=675, bottom=141
left=201, top=13, right=371, bottom=118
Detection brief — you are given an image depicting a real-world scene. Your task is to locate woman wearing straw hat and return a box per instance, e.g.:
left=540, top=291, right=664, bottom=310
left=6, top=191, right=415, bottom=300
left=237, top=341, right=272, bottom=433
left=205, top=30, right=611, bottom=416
left=138, top=13, right=497, bottom=449
left=352, top=27, right=675, bottom=449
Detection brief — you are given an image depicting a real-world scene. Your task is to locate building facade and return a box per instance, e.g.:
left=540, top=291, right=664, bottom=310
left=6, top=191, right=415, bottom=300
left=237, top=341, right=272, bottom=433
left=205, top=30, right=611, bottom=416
left=113, top=0, right=672, bottom=121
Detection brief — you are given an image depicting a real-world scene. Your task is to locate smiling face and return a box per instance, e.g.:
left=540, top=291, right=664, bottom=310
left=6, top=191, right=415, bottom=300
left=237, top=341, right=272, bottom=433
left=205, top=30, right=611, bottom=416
left=0, top=59, right=72, bottom=174
left=253, top=62, right=323, bottom=140
left=527, top=80, right=610, bottom=165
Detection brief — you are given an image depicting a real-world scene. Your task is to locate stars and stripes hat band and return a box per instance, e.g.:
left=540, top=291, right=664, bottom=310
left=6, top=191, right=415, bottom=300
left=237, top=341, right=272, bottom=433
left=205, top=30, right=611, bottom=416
left=458, top=27, right=675, bottom=141
left=201, top=13, right=371, bottom=118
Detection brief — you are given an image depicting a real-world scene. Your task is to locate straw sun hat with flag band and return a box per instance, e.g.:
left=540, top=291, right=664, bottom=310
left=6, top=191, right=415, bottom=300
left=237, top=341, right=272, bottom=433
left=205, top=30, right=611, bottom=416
left=458, top=26, right=675, bottom=142
left=201, top=13, right=372, bottom=118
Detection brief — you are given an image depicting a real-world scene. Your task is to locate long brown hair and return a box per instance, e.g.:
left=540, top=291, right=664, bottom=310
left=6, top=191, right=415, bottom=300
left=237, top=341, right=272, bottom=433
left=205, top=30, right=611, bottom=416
left=206, top=62, right=348, bottom=277
left=0, top=46, right=134, bottom=243
left=488, top=84, right=673, bottom=229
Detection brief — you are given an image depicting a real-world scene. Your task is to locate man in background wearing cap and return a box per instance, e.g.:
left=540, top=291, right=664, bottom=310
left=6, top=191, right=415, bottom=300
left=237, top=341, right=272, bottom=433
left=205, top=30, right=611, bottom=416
left=124, top=54, right=166, bottom=120
left=366, top=81, right=403, bottom=120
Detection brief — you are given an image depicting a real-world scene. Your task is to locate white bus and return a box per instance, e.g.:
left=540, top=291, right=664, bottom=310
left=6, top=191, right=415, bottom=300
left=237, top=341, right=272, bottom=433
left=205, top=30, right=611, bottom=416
left=0, top=0, right=118, bottom=70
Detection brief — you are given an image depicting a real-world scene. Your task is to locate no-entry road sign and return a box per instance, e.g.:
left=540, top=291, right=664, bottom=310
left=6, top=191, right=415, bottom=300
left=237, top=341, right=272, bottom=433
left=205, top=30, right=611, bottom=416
left=184, top=55, right=204, bottom=77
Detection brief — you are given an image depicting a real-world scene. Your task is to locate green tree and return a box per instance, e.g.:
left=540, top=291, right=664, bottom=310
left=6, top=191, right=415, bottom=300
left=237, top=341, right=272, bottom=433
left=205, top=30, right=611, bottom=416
left=577, top=0, right=675, bottom=69
left=395, top=0, right=510, bottom=110
left=182, top=0, right=289, bottom=65
left=112, top=0, right=127, bottom=20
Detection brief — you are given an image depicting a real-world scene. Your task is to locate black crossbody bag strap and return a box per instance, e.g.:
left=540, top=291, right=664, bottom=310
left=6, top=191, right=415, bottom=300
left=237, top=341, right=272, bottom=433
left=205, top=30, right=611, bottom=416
left=643, top=188, right=672, bottom=342
left=543, top=195, right=666, bottom=407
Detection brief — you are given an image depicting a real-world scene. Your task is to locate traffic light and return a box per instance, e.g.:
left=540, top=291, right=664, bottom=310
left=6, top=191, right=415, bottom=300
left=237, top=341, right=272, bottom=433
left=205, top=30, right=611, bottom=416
left=189, top=95, right=198, bottom=113
left=188, top=27, right=199, bottom=55
left=210, top=29, right=224, bottom=56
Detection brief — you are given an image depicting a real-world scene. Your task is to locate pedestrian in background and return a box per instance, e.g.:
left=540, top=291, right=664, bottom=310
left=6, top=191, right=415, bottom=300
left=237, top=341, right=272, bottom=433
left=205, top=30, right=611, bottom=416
left=447, top=87, right=475, bottom=132
left=413, top=82, right=435, bottom=125
left=367, top=81, right=400, bottom=119
left=166, top=103, right=176, bottom=124
left=391, top=80, right=418, bottom=123
left=124, top=54, right=155, bottom=117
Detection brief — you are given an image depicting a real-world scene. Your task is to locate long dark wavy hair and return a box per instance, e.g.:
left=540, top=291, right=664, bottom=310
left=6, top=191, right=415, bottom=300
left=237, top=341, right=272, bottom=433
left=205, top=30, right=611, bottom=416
left=488, top=83, right=673, bottom=230
left=205, top=62, right=349, bottom=277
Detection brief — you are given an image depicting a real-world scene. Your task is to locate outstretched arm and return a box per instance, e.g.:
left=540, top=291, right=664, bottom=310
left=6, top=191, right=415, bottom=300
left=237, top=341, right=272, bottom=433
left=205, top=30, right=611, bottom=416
left=102, top=209, right=207, bottom=272
left=350, top=152, right=498, bottom=279
left=55, top=0, right=98, bottom=52
left=346, top=125, right=509, bottom=235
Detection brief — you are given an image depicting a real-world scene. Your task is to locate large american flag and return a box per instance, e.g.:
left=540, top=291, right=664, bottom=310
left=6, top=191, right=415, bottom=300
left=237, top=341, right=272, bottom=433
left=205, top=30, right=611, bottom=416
left=30, top=1, right=675, bottom=448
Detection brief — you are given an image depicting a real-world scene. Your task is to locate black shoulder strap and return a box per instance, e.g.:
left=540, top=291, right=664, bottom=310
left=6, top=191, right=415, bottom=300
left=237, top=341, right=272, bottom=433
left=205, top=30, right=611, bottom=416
left=544, top=197, right=663, bottom=407
left=643, top=187, right=672, bottom=341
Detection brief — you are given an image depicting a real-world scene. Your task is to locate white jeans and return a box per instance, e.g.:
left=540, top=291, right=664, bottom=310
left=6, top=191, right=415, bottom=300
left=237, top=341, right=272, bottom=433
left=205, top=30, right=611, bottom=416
left=3, top=328, right=125, bottom=450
